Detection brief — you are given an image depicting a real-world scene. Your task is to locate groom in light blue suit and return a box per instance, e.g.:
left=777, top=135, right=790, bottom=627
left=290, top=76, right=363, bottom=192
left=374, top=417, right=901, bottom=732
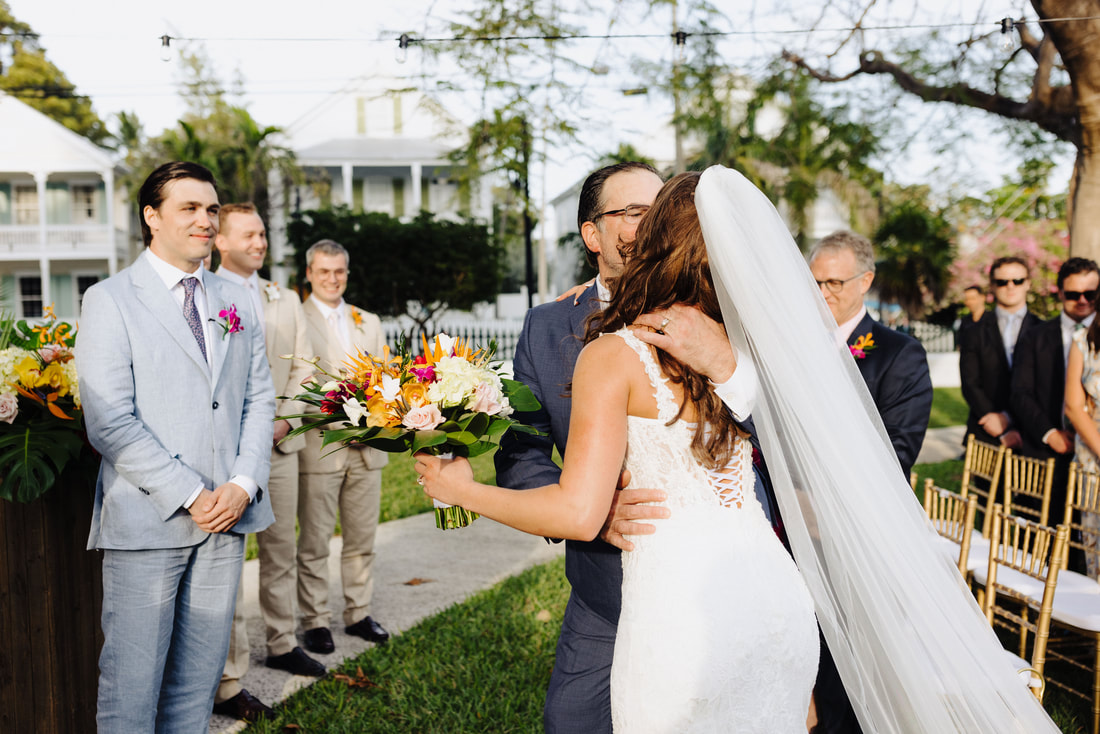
left=75, top=162, right=275, bottom=733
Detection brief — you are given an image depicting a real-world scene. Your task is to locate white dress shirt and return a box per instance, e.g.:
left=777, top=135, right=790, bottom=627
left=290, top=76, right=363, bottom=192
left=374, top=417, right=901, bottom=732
left=1062, top=311, right=1095, bottom=367
left=311, top=297, right=353, bottom=355
left=995, top=304, right=1027, bottom=367
left=145, top=250, right=259, bottom=506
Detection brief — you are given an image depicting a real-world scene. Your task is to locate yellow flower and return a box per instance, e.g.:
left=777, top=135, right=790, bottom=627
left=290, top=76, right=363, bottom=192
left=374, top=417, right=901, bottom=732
left=366, top=394, right=401, bottom=428
left=14, top=356, right=41, bottom=389
left=852, top=332, right=875, bottom=352
left=401, top=380, right=429, bottom=407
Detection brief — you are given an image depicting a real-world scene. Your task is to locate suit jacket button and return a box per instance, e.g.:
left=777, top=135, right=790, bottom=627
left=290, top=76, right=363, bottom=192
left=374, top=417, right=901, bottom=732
left=212, top=401, right=219, bottom=409
left=139, top=487, right=149, bottom=495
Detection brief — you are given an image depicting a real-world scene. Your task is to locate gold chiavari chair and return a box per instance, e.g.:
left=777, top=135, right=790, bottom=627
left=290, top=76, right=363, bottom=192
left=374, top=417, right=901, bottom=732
left=910, top=470, right=918, bottom=492
left=1001, top=449, right=1056, bottom=527
left=1063, top=461, right=1100, bottom=575
left=960, top=433, right=1007, bottom=538
left=923, top=480, right=978, bottom=577
left=979, top=505, right=1069, bottom=702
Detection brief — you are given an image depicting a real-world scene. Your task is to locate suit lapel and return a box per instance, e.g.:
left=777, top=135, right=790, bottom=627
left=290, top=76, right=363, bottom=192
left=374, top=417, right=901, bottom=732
left=845, top=312, right=876, bottom=348
left=205, top=276, right=232, bottom=390
left=130, top=255, right=209, bottom=377
left=569, top=284, right=601, bottom=339
left=303, top=298, right=338, bottom=371
left=259, top=278, right=281, bottom=362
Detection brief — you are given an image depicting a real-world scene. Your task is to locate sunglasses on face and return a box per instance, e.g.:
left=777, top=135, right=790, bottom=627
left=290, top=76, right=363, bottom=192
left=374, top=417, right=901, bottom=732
left=1064, top=289, right=1099, bottom=302
left=993, top=277, right=1027, bottom=287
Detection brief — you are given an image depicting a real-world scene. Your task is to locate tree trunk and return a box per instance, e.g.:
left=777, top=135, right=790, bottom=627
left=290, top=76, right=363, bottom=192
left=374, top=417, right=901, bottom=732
left=1035, top=0, right=1100, bottom=259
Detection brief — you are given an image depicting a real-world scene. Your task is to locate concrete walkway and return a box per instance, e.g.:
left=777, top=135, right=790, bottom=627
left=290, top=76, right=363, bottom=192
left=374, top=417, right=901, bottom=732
left=209, top=424, right=967, bottom=732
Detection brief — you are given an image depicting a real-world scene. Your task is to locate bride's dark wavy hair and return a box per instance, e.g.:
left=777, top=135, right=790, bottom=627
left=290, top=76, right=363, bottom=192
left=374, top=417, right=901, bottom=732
left=587, top=171, right=745, bottom=470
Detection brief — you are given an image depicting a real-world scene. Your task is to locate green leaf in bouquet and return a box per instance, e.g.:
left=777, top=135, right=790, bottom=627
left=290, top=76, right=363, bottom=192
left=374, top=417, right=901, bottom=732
left=320, top=426, right=378, bottom=447
left=464, top=440, right=498, bottom=458
left=461, top=411, right=491, bottom=437
left=506, top=422, right=543, bottom=436
left=0, top=422, right=85, bottom=503
left=502, top=379, right=541, bottom=412
left=411, top=430, right=448, bottom=453
left=485, top=417, right=510, bottom=439
left=445, top=430, right=478, bottom=446
left=438, top=420, right=462, bottom=433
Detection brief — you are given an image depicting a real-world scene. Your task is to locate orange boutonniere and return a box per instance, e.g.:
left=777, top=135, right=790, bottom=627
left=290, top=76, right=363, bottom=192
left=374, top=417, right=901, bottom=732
left=849, top=332, right=875, bottom=360
left=351, top=309, right=363, bottom=328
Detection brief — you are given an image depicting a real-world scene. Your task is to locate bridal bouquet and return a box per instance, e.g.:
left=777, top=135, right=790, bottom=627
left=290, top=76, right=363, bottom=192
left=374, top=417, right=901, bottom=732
left=284, top=333, right=541, bottom=529
left=0, top=306, right=91, bottom=503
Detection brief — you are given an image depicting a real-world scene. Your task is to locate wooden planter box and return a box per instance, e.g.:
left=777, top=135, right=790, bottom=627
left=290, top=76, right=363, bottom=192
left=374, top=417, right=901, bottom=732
left=0, top=477, right=101, bottom=733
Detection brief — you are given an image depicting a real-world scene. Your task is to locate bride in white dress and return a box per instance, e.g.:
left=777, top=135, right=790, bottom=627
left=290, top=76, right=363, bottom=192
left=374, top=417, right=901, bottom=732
left=417, top=166, right=1063, bottom=732
left=416, top=172, right=818, bottom=731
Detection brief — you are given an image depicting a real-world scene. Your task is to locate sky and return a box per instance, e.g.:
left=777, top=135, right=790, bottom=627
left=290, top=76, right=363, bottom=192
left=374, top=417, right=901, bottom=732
left=8, top=0, right=1076, bottom=207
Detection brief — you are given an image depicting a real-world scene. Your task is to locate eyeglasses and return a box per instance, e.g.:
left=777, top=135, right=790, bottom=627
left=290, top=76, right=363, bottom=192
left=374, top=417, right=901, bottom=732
left=592, top=204, right=650, bottom=225
left=993, top=277, right=1027, bottom=287
left=815, top=273, right=867, bottom=294
left=1064, top=289, right=1099, bottom=302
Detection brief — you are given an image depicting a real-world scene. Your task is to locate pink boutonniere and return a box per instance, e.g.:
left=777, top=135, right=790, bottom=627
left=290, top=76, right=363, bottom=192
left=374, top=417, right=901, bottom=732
left=849, top=332, right=875, bottom=360
left=213, top=304, right=244, bottom=339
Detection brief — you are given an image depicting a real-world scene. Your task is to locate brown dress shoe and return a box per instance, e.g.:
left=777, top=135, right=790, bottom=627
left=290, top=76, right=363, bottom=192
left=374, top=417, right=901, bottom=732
left=212, top=689, right=273, bottom=722
left=346, top=615, right=390, bottom=644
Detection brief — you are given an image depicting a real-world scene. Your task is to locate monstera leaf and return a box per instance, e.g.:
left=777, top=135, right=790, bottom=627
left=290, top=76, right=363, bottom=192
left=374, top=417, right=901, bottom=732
left=0, top=421, right=86, bottom=503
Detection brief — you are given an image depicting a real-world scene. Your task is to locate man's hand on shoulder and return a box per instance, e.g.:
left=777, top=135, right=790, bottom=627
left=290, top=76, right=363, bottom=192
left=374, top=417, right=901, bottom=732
left=599, top=469, right=670, bottom=552
left=188, top=482, right=249, bottom=533
left=632, top=304, right=735, bottom=382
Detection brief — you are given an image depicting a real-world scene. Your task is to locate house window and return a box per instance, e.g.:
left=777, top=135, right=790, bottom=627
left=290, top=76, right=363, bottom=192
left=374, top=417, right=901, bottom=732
left=71, top=185, right=97, bottom=223
left=14, top=186, right=38, bottom=225
left=76, top=275, right=99, bottom=312
left=18, top=276, right=42, bottom=318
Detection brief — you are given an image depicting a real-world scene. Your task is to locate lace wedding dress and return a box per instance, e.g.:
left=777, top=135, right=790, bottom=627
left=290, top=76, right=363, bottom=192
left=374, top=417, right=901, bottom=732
left=609, top=328, right=818, bottom=734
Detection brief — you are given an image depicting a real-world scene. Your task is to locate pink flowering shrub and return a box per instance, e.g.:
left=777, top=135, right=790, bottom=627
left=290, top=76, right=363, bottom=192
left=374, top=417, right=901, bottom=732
left=948, top=219, right=1067, bottom=319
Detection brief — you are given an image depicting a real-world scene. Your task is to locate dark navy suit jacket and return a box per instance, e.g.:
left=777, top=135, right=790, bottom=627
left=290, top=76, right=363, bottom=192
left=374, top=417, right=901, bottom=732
left=1010, top=316, right=1069, bottom=460
left=847, top=312, right=933, bottom=477
left=495, top=285, right=626, bottom=624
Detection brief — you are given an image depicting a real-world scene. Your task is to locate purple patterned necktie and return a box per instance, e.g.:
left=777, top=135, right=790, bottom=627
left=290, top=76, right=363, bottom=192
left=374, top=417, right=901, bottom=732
left=182, top=277, right=207, bottom=362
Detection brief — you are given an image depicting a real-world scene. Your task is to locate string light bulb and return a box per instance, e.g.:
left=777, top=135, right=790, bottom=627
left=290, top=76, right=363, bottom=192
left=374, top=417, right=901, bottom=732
left=160, top=34, right=172, bottom=62
left=999, top=17, right=1016, bottom=51
left=397, top=33, right=411, bottom=64
left=673, top=29, right=688, bottom=61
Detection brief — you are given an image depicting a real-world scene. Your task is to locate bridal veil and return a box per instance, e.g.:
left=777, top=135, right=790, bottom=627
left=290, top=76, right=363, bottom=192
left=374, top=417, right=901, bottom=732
left=696, top=165, right=1059, bottom=732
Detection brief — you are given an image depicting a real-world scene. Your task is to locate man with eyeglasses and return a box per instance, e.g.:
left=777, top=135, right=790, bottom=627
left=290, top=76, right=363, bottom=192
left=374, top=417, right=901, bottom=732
left=960, top=256, right=1042, bottom=449
left=807, top=230, right=932, bottom=734
left=808, top=230, right=933, bottom=477
left=1011, top=257, right=1099, bottom=543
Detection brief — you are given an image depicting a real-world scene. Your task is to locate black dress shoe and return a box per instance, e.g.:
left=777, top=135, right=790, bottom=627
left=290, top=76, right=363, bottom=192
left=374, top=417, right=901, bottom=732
left=212, top=689, right=273, bottom=722
left=265, top=646, right=326, bottom=677
left=346, top=615, right=390, bottom=644
left=303, top=626, right=335, bottom=654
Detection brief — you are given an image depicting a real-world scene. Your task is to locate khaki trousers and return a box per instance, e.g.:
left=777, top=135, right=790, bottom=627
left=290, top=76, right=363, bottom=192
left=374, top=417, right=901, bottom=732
left=297, top=457, right=382, bottom=629
left=216, top=449, right=300, bottom=703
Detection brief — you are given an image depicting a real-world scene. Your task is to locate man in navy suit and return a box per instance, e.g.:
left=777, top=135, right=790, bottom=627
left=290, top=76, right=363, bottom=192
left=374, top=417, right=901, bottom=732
left=807, top=230, right=933, bottom=734
left=960, top=256, right=1042, bottom=448
left=497, top=162, right=765, bottom=733
left=809, top=231, right=933, bottom=477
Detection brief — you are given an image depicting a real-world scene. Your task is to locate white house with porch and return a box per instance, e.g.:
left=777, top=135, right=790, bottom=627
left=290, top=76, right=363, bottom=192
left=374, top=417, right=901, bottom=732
left=0, top=93, right=132, bottom=321
left=268, top=82, right=493, bottom=283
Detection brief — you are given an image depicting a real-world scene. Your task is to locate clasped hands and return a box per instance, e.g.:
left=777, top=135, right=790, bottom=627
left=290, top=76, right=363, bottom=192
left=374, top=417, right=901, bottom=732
left=188, top=482, right=249, bottom=533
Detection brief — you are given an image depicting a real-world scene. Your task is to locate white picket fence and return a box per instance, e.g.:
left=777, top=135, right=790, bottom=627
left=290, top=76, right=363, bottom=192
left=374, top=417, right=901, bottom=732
left=382, top=318, right=525, bottom=360
left=382, top=317, right=956, bottom=360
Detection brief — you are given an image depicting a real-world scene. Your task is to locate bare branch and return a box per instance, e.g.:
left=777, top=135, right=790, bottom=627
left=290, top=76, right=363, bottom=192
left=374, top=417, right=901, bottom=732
left=783, top=49, right=1078, bottom=143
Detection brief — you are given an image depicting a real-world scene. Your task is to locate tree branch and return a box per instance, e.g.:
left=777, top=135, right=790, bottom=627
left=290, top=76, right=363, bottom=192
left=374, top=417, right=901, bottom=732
left=782, top=49, right=1078, bottom=143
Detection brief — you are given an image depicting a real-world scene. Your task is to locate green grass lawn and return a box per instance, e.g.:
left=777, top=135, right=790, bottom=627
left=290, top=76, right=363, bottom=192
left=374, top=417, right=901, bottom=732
left=244, top=556, right=569, bottom=733
left=243, top=387, right=1100, bottom=732
left=929, top=387, right=968, bottom=429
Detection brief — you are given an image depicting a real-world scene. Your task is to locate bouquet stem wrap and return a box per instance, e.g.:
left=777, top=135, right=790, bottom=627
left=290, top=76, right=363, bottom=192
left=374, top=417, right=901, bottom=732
left=430, top=452, right=479, bottom=530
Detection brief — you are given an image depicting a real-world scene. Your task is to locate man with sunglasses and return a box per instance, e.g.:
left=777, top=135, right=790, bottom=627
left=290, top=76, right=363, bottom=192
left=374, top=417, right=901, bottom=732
left=1011, top=257, right=1099, bottom=539
left=960, top=256, right=1041, bottom=448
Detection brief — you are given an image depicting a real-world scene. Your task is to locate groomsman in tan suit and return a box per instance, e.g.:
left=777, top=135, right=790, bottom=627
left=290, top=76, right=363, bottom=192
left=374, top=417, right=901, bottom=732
left=297, top=239, right=390, bottom=655
left=211, top=204, right=323, bottom=723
